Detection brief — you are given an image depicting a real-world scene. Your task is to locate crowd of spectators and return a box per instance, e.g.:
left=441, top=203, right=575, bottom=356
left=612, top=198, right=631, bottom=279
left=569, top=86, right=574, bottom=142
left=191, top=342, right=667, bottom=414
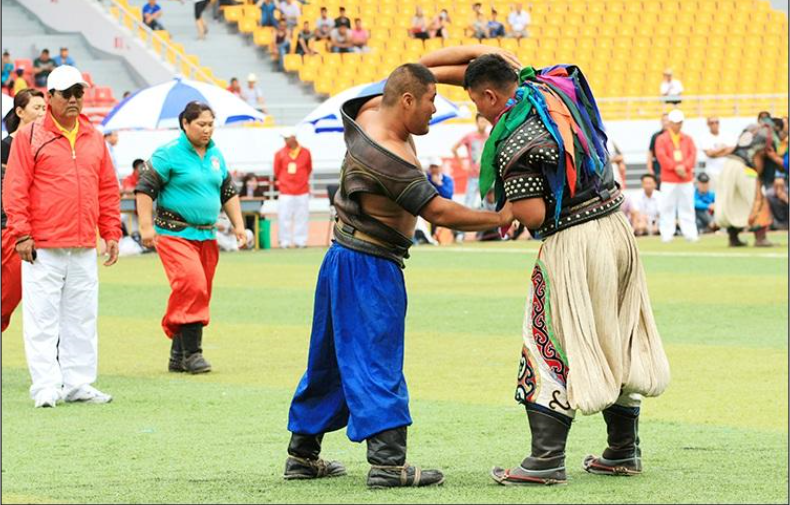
left=463, top=2, right=531, bottom=40
left=2, top=47, right=78, bottom=96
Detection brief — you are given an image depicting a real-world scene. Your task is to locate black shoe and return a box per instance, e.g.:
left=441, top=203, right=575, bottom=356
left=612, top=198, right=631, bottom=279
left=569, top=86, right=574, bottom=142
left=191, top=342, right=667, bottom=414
left=168, top=334, right=186, bottom=372
left=366, top=427, right=444, bottom=488
left=284, top=433, right=346, bottom=480
left=181, top=323, right=212, bottom=374
left=491, top=406, right=570, bottom=486
left=727, top=227, right=747, bottom=247
left=583, top=404, right=642, bottom=476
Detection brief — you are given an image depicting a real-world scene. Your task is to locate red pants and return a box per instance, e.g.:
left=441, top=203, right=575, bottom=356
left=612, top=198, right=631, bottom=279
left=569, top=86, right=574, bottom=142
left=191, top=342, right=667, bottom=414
left=157, top=235, right=219, bottom=338
left=1, top=230, right=22, bottom=332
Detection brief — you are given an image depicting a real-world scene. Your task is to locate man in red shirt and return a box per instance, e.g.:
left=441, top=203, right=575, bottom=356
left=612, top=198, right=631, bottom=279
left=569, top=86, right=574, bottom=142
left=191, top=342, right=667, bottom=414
left=451, top=113, right=489, bottom=210
left=3, top=65, right=121, bottom=408
left=655, top=109, right=698, bottom=242
left=273, top=129, right=312, bottom=248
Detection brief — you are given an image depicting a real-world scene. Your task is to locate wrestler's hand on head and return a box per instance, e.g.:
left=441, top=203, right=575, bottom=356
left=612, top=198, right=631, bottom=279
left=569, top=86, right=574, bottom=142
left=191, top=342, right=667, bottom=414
left=471, top=45, right=522, bottom=70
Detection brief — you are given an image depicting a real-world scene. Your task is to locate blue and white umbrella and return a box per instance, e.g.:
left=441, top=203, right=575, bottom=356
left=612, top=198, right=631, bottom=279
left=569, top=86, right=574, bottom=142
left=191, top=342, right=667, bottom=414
left=101, top=77, right=266, bottom=131
left=301, top=80, right=467, bottom=133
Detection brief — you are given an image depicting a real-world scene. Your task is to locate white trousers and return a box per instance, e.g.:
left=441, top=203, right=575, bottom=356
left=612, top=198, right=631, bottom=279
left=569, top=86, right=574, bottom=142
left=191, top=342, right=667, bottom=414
left=464, top=177, right=480, bottom=209
left=278, top=193, right=310, bottom=247
left=22, top=248, right=99, bottom=398
left=658, top=181, right=698, bottom=242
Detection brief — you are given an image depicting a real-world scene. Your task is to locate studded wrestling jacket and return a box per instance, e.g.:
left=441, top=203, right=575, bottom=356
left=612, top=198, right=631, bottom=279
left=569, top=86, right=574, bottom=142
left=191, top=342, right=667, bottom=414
left=496, top=111, right=623, bottom=239
left=332, top=94, right=439, bottom=268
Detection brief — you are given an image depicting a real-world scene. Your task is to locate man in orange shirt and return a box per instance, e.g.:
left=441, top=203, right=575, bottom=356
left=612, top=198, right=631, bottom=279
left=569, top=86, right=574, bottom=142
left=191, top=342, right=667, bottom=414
left=274, top=129, right=312, bottom=248
left=655, top=109, right=698, bottom=242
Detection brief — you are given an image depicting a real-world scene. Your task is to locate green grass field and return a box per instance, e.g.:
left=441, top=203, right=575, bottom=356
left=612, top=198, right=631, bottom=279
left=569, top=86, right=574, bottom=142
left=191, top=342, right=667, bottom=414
left=2, top=234, right=788, bottom=504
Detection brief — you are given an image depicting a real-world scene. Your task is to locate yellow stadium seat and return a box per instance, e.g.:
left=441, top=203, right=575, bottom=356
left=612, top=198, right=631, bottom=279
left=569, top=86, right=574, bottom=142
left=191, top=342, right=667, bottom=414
left=224, top=5, right=244, bottom=23
left=283, top=54, right=302, bottom=72
left=253, top=27, right=273, bottom=46
left=239, top=17, right=257, bottom=34
left=242, top=5, right=261, bottom=22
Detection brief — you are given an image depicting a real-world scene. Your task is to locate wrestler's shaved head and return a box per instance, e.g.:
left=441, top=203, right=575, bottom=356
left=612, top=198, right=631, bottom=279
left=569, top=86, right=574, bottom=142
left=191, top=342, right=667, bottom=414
left=382, top=64, right=437, bottom=107
left=463, top=54, right=518, bottom=92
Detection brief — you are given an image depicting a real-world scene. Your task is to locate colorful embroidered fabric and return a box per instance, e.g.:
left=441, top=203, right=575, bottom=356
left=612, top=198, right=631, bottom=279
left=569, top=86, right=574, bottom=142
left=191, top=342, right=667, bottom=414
left=479, top=65, right=610, bottom=224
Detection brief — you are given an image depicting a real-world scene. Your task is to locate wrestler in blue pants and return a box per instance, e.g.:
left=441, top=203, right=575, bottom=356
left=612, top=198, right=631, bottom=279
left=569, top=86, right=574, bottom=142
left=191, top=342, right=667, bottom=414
left=288, top=243, right=412, bottom=443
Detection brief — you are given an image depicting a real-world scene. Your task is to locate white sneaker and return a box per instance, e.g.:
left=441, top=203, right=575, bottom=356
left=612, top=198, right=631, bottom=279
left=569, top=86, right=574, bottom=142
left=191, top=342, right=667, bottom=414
left=33, top=388, right=60, bottom=408
left=64, top=385, right=113, bottom=404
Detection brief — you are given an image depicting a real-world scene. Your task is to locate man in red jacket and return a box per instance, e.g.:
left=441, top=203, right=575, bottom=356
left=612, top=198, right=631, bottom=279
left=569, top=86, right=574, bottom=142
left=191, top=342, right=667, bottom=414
left=2, top=65, right=121, bottom=408
left=655, top=109, right=699, bottom=242
left=273, top=129, right=312, bottom=248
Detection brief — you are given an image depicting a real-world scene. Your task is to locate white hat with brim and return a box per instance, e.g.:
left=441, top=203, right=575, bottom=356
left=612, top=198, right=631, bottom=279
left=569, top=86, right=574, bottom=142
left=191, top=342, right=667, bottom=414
left=46, top=65, right=89, bottom=91
left=280, top=127, right=297, bottom=139
left=668, top=109, right=685, bottom=123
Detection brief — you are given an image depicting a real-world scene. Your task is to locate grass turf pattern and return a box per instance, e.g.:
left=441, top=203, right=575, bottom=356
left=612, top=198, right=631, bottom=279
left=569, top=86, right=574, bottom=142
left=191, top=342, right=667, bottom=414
left=2, top=234, right=787, bottom=503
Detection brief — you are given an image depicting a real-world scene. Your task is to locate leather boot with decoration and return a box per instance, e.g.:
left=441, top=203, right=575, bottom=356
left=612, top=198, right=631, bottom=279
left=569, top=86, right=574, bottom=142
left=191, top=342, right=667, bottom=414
left=583, top=404, right=642, bottom=476
left=366, top=427, right=444, bottom=488
left=284, top=433, right=346, bottom=480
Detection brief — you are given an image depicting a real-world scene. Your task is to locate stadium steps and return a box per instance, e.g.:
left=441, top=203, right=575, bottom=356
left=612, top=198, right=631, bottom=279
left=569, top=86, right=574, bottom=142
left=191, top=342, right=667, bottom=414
left=124, top=0, right=322, bottom=126
left=2, top=0, right=147, bottom=99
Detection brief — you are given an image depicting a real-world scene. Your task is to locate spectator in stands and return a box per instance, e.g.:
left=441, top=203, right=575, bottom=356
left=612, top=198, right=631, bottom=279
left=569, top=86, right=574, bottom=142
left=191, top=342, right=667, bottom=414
left=257, top=0, right=277, bottom=27
left=468, top=11, right=489, bottom=39
left=428, top=9, right=451, bottom=39
left=700, top=116, right=733, bottom=186
left=122, top=159, right=144, bottom=196
left=227, top=77, right=242, bottom=96
left=410, top=6, right=431, bottom=40
left=53, top=47, right=75, bottom=67
left=630, top=174, right=661, bottom=236
left=4, top=65, right=120, bottom=408
left=427, top=160, right=454, bottom=200
left=142, top=0, right=165, bottom=30
left=507, top=3, right=530, bottom=38
left=12, top=68, right=28, bottom=95
left=647, top=113, right=669, bottom=187
left=351, top=19, right=370, bottom=51
left=660, top=69, right=683, bottom=105
left=315, top=7, right=334, bottom=40
left=330, top=24, right=354, bottom=53
left=104, top=129, right=120, bottom=183
left=2, top=51, right=14, bottom=90
left=296, top=22, right=317, bottom=55
left=242, top=73, right=267, bottom=112
left=273, top=19, right=292, bottom=70
left=273, top=128, right=312, bottom=249
left=33, top=49, right=55, bottom=88
left=452, top=113, right=490, bottom=210
left=487, top=9, right=506, bottom=38
left=194, top=0, right=211, bottom=40
left=335, top=6, right=351, bottom=29
left=280, top=0, right=301, bottom=36
left=694, top=172, right=716, bottom=234
left=655, top=109, right=698, bottom=242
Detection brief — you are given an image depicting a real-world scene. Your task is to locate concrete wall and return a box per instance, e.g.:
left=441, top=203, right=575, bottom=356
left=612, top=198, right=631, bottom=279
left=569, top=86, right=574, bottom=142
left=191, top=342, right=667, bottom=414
left=18, top=0, right=174, bottom=85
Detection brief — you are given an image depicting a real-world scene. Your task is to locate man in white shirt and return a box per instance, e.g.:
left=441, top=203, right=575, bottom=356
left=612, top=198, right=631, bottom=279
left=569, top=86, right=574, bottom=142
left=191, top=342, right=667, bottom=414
left=279, top=0, right=301, bottom=35
left=507, top=3, right=530, bottom=38
left=660, top=68, right=683, bottom=104
left=242, top=73, right=267, bottom=113
left=699, top=116, right=733, bottom=188
left=631, top=174, right=661, bottom=236
left=314, top=6, right=334, bottom=40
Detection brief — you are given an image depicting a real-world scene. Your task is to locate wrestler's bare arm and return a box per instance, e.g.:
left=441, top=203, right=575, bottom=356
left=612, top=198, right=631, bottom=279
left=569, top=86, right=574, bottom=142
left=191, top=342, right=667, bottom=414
left=510, top=198, right=546, bottom=229
left=419, top=46, right=522, bottom=85
left=421, top=197, right=513, bottom=232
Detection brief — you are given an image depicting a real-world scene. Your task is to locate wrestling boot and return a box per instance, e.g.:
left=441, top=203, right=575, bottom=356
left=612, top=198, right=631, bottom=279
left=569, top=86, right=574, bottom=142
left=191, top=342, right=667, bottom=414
left=753, top=227, right=774, bottom=247
left=283, top=433, right=346, bottom=480
left=583, top=404, right=642, bottom=476
left=727, top=227, right=747, bottom=247
left=181, top=323, right=212, bottom=374
left=366, top=427, right=444, bottom=488
left=491, top=406, right=571, bottom=486
left=168, top=333, right=186, bottom=372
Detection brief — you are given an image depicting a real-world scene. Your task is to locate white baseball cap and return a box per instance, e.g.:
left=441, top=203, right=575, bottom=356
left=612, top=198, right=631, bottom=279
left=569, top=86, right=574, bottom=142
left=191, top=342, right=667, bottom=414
left=47, top=65, right=89, bottom=91
left=247, top=72, right=257, bottom=82
left=667, top=109, right=685, bottom=123
left=280, top=127, right=296, bottom=139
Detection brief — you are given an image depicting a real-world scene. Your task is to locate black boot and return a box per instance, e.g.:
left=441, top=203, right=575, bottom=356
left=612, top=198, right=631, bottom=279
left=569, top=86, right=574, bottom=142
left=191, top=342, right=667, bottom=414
left=583, top=404, right=642, bottom=476
left=366, top=427, right=444, bottom=488
left=283, top=433, right=346, bottom=480
left=168, top=334, right=186, bottom=372
left=181, top=323, right=211, bottom=374
left=491, top=406, right=571, bottom=485
left=727, top=227, right=747, bottom=247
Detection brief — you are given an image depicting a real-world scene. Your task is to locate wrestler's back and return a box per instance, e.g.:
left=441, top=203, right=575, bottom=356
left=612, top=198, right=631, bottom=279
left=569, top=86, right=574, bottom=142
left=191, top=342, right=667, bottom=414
left=355, top=105, right=421, bottom=238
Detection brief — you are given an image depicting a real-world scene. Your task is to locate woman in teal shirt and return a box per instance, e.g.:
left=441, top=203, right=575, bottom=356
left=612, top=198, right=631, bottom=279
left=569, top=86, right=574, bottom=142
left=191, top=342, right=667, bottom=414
left=135, top=102, right=246, bottom=374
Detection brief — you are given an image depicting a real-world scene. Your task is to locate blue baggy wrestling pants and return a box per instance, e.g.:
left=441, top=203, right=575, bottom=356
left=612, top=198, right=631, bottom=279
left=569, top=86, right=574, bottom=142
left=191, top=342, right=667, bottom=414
left=287, top=243, right=413, bottom=443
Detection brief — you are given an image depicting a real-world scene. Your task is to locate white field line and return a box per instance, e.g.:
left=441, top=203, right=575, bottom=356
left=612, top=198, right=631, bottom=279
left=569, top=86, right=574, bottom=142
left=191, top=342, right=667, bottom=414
left=412, top=247, right=788, bottom=259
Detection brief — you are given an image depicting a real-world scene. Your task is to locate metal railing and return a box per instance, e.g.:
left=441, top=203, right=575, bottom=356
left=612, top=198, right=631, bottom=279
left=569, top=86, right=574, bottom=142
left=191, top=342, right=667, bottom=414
left=103, top=0, right=219, bottom=85
left=593, top=94, right=789, bottom=120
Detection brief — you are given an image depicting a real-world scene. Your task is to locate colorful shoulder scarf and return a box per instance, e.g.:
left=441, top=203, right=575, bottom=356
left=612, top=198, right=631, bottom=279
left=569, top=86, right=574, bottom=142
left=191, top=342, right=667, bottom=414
left=479, top=65, right=609, bottom=224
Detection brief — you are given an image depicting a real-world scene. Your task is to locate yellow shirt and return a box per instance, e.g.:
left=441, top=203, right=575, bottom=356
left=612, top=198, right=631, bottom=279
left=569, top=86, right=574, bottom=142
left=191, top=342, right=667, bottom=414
left=12, top=77, right=27, bottom=94
left=51, top=114, right=79, bottom=152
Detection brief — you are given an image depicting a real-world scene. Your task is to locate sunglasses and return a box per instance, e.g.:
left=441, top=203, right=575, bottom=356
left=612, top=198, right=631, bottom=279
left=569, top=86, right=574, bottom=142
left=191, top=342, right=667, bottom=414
left=57, top=86, right=85, bottom=100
